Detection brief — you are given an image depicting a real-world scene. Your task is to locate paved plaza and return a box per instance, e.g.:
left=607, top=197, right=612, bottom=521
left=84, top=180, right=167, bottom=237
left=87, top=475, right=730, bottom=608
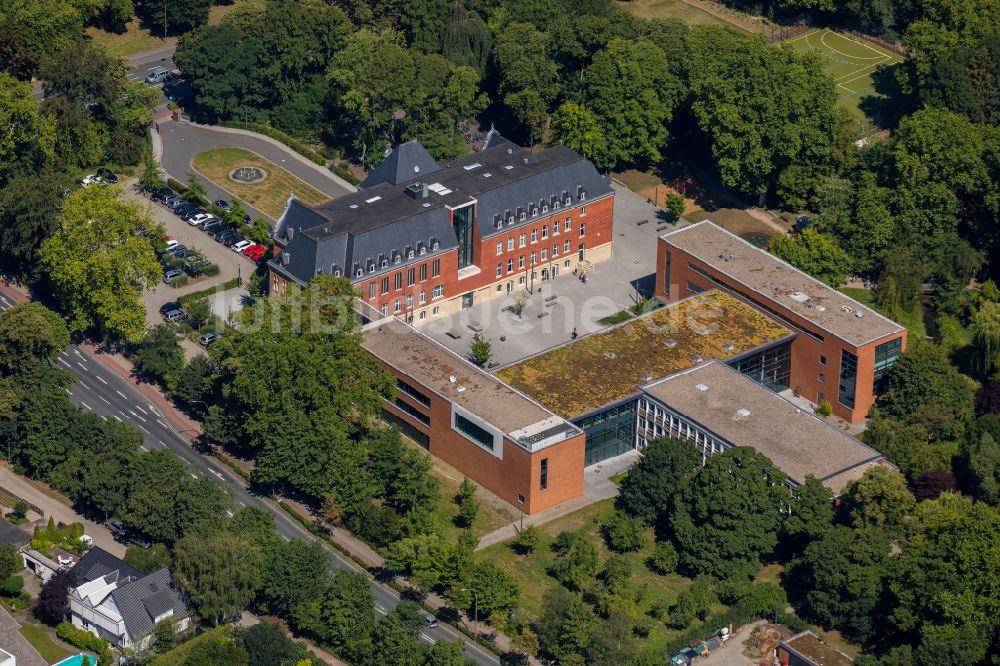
left=416, top=184, right=688, bottom=366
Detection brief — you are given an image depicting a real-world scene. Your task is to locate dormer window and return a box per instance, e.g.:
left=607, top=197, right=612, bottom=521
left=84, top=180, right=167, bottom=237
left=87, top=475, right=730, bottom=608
left=418, top=246, right=426, bottom=255
left=432, top=241, right=440, bottom=250
left=355, top=268, right=363, bottom=277
left=519, top=210, right=526, bottom=220
left=407, top=249, right=415, bottom=259
left=333, top=268, right=342, bottom=277
left=393, top=255, right=401, bottom=264
left=381, top=258, right=388, bottom=268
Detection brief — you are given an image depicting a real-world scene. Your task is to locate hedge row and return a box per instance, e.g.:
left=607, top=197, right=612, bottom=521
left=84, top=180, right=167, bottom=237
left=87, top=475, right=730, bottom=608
left=177, top=277, right=241, bottom=305
left=330, top=162, right=360, bottom=186
left=219, top=122, right=326, bottom=166
left=57, top=622, right=112, bottom=665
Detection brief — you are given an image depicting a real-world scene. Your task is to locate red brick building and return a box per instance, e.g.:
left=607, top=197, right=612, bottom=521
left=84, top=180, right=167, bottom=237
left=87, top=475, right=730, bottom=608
left=269, top=132, right=615, bottom=320
left=655, top=222, right=907, bottom=423
left=362, top=317, right=585, bottom=515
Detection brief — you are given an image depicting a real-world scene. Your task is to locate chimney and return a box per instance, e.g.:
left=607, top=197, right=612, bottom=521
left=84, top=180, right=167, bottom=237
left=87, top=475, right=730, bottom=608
left=422, top=183, right=428, bottom=199
left=281, top=252, right=290, bottom=265
left=522, top=157, right=529, bottom=166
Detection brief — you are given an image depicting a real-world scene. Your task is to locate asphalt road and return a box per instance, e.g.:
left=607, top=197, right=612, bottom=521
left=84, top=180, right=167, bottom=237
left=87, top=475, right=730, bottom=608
left=0, top=288, right=499, bottom=664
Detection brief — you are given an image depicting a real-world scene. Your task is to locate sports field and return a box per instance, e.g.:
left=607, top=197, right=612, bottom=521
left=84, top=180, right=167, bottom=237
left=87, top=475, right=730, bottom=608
left=787, top=28, right=905, bottom=135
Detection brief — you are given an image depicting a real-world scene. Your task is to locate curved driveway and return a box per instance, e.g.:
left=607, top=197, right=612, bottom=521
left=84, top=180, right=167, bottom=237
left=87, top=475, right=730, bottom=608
left=157, top=119, right=355, bottom=221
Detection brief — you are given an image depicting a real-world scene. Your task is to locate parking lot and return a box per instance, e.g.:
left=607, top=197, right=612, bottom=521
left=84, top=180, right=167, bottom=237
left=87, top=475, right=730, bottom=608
left=124, top=182, right=258, bottom=325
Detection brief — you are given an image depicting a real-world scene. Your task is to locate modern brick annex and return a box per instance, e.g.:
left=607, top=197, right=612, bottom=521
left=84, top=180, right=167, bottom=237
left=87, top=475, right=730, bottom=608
left=268, top=131, right=614, bottom=319
left=656, top=221, right=907, bottom=423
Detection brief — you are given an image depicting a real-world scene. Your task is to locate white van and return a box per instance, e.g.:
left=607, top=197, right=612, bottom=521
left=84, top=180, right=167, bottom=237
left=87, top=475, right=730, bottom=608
left=145, top=66, right=170, bottom=84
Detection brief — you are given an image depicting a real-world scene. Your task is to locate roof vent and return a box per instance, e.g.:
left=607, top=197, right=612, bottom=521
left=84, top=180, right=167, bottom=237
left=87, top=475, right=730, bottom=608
left=349, top=204, right=359, bottom=209
left=695, top=383, right=708, bottom=391
left=855, top=310, right=864, bottom=318
left=692, top=354, right=703, bottom=362
left=506, top=148, right=513, bottom=155
left=790, top=291, right=810, bottom=303
left=456, top=385, right=466, bottom=393
left=603, top=351, right=617, bottom=359
left=695, top=326, right=713, bottom=335
left=736, top=408, right=751, bottom=417
left=641, top=373, right=653, bottom=382
left=664, top=338, right=677, bottom=348
left=483, top=172, right=492, bottom=178
left=842, top=305, right=853, bottom=314
left=414, top=165, right=420, bottom=173
left=449, top=375, right=456, bottom=383
left=722, top=341, right=734, bottom=351
left=365, top=196, right=382, bottom=204
left=463, top=163, right=482, bottom=171
left=815, top=305, right=826, bottom=312
left=522, top=158, right=528, bottom=166
left=504, top=165, right=513, bottom=170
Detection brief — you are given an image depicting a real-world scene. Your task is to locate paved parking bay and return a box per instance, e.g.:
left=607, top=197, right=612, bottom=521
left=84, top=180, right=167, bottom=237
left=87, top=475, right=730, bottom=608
left=417, top=184, right=689, bottom=366
left=124, top=183, right=257, bottom=324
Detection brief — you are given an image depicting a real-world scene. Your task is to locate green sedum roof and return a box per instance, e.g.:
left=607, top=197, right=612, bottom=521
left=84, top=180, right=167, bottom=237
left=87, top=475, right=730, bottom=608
left=495, top=290, right=791, bottom=418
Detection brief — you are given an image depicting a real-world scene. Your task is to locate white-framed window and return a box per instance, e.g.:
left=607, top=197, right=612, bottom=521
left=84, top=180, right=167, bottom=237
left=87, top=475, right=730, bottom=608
left=507, top=238, right=514, bottom=251
left=368, top=282, right=376, bottom=299
left=531, top=229, right=537, bottom=243
left=519, top=233, right=526, bottom=248
left=496, top=264, right=502, bottom=278
left=506, top=259, right=513, bottom=273
left=406, top=295, right=413, bottom=310
left=541, top=248, right=547, bottom=260
left=432, top=284, right=443, bottom=298
left=553, top=244, right=559, bottom=257
left=518, top=255, right=525, bottom=269
left=564, top=218, right=571, bottom=231
left=518, top=276, right=525, bottom=284
left=432, top=306, right=439, bottom=315
left=419, top=311, right=426, bottom=320
left=393, top=299, right=400, bottom=313
left=496, top=241, right=503, bottom=255
left=380, top=304, right=388, bottom=316
left=496, top=284, right=502, bottom=292
left=580, top=206, right=586, bottom=217
left=541, top=225, right=548, bottom=239
left=530, top=251, right=536, bottom=265
left=419, top=290, right=426, bottom=304
left=564, top=240, right=571, bottom=253
left=553, top=223, right=559, bottom=236
left=580, top=223, right=585, bottom=237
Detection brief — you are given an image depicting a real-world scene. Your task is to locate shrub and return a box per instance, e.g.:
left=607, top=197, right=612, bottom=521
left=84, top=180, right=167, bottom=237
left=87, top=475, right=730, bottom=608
left=57, top=622, right=112, bottom=662
left=332, top=162, right=360, bottom=185
left=203, top=263, right=220, bottom=277
left=817, top=399, right=833, bottom=417
left=513, top=525, right=540, bottom=555
left=601, top=511, right=648, bottom=553
left=169, top=274, right=189, bottom=288
left=166, top=177, right=187, bottom=194
left=647, top=542, right=679, bottom=575
left=1, top=574, right=23, bottom=596
left=220, top=122, right=326, bottom=166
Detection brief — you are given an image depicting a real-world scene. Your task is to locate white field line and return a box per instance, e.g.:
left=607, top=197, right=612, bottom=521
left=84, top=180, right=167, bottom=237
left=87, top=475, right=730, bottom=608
left=834, top=57, right=889, bottom=82
left=819, top=29, right=886, bottom=61
left=786, top=28, right=821, bottom=44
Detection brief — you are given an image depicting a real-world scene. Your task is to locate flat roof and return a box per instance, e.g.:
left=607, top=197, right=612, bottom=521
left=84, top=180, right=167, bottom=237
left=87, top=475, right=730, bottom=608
left=782, top=631, right=854, bottom=665
left=661, top=221, right=905, bottom=347
left=362, top=317, right=578, bottom=439
left=642, top=361, right=887, bottom=493
left=495, top=290, right=792, bottom=419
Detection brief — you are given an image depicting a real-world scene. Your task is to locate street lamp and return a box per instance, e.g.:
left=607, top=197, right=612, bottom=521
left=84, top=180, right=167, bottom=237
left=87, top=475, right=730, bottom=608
left=460, top=587, right=478, bottom=636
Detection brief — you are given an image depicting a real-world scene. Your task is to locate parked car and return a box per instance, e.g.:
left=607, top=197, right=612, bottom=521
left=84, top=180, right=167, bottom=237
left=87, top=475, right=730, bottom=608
left=425, top=615, right=438, bottom=629
left=794, top=215, right=813, bottom=232
left=163, top=308, right=188, bottom=322
left=145, top=66, right=170, bottom=84
left=163, top=268, right=184, bottom=284
left=151, top=187, right=173, bottom=202
left=164, top=243, right=187, bottom=256
left=199, top=332, right=221, bottom=346
left=159, top=301, right=180, bottom=315
left=189, top=213, right=216, bottom=226
left=172, top=248, right=190, bottom=260
left=213, top=199, right=231, bottom=210
left=202, top=222, right=223, bottom=235
left=168, top=197, right=191, bottom=211
left=162, top=195, right=184, bottom=209
left=164, top=239, right=179, bottom=251
left=176, top=205, right=201, bottom=219
left=96, top=167, right=118, bottom=184
left=246, top=246, right=267, bottom=262
left=80, top=173, right=101, bottom=186
left=223, top=234, right=244, bottom=248
left=231, top=239, right=254, bottom=253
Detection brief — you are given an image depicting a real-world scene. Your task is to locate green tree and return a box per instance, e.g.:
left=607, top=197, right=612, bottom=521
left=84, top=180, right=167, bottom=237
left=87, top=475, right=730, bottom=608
left=182, top=630, right=249, bottom=666
left=0, top=0, right=83, bottom=78
left=39, top=185, right=160, bottom=341
left=549, top=532, right=598, bottom=591
left=769, top=228, right=852, bottom=287
left=294, top=570, right=375, bottom=662
left=582, top=38, right=683, bottom=170
left=537, top=587, right=594, bottom=664
left=513, top=524, right=540, bottom=554
left=793, top=525, right=891, bottom=642
left=877, top=343, right=975, bottom=441
left=0, top=73, right=56, bottom=184
left=133, top=324, right=183, bottom=385
left=670, top=447, right=791, bottom=578
left=468, top=333, right=491, bottom=368
left=184, top=172, right=206, bottom=204
left=0, top=303, right=70, bottom=373
left=664, top=192, right=685, bottom=218
left=139, top=0, right=211, bottom=36
left=153, top=617, right=176, bottom=652
left=122, top=450, right=188, bottom=542
left=124, top=543, right=171, bottom=574
left=549, top=103, right=607, bottom=167
left=0, top=172, right=74, bottom=279
left=172, top=354, right=213, bottom=413
left=586, top=611, right=637, bottom=666
left=841, top=466, right=915, bottom=535
left=617, top=437, right=700, bottom=524
left=469, top=561, right=520, bottom=618
left=863, top=414, right=951, bottom=480
left=0, top=543, right=19, bottom=581
left=138, top=151, right=165, bottom=194
left=600, top=510, right=648, bottom=553
left=782, top=475, right=833, bottom=552
left=172, top=530, right=263, bottom=625
left=241, top=621, right=307, bottom=666
left=962, top=425, right=1000, bottom=505
left=185, top=296, right=212, bottom=331
left=494, top=22, right=558, bottom=143
left=971, top=301, right=1000, bottom=378
left=689, top=36, right=837, bottom=200
left=647, top=541, right=679, bottom=575
left=668, top=575, right=716, bottom=628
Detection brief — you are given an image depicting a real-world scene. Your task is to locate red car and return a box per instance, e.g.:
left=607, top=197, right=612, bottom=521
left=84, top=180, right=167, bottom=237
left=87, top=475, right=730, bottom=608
left=243, top=244, right=267, bottom=262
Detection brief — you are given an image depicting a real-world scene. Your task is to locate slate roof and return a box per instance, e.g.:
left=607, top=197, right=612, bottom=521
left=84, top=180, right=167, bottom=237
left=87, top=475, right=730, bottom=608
left=482, top=127, right=510, bottom=150
left=270, top=138, right=612, bottom=286
left=109, top=567, right=187, bottom=640
left=360, top=140, right=441, bottom=189
left=0, top=519, right=29, bottom=546
left=72, top=546, right=143, bottom=586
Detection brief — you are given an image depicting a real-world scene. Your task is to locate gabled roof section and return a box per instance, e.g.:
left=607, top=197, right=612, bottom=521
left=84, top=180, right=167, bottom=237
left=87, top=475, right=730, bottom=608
left=274, top=196, right=331, bottom=246
left=482, top=127, right=510, bottom=150
left=360, top=140, right=441, bottom=189
left=110, top=568, right=187, bottom=640
left=0, top=519, right=30, bottom=546
left=73, top=547, right=143, bottom=586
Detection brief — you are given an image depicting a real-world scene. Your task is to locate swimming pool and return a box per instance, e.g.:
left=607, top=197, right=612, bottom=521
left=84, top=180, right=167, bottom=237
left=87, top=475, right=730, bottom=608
left=50, top=654, right=96, bottom=666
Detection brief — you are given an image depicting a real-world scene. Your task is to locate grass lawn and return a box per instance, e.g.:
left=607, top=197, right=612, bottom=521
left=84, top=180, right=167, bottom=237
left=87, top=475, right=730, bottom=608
left=478, top=499, right=728, bottom=655
left=785, top=29, right=905, bottom=136
left=191, top=147, right=331, bottom=218
left=618, top=0, right=741, bottom=28
left=609, top=471, right=628, bottom=486
left=838, top=287, right=926, bottom=341
left=86, top=20, right=172, bottom=59
left=19, top=622, right=72, bottom=664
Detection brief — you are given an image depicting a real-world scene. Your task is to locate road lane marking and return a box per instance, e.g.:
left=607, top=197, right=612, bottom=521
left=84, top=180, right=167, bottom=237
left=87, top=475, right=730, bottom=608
left=96, top=375, right=107, bottom=384
left=128, top=410, right=147, bottom=422
left=63, top=388, right=72, bottom=395
left=99, top=396, right=110, bottom=404
left=238, top=501, right=246, bottom=507
left=210, top=470, right=224, bottom=480
left=158, top=440, right=166, bottom=448
left=180, top=458, right=190, bottom=465
left=76, top=362, right=88, bottom=370
left=58, top=358, right=71, bottom=368
left=116, top=390, right=127, bottom=398
left=138, top=425, right=149, bottom=433
left=147, top=404, right=161, bottom=416
left=60, top=351, right=69, bottom=357
left=74, top=349, right=85, bottom=358
left=111, top=415, right=122, bottom=422
left=375, top=605, right=387, bottom=615
left=135, top=405, right=148, bottom=415
left=156, top=419, right=168, bottom=428
left=81, top=402, right=91, bottom=410
left=190, top=473, right=198, bottom=479
left=419, top=633, right=436, bottom=644
left=139, top=445, right=149, bottom=452
left=78, top=381, right=90, bottom=389
left=281, top=535, right=290, bottom=541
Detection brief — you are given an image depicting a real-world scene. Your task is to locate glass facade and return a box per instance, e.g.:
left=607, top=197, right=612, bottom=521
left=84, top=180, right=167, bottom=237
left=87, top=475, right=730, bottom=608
left=577, top=402, right=636, bottom=466
left=454, top=413, right=494, bottom=451
left=873, top=337, right=902, bottom=391
left=839, top=349, right=858, bottom=409
left=453, top=204, right=475, bottom=269
left=727, top=340, right=792, bottom=391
